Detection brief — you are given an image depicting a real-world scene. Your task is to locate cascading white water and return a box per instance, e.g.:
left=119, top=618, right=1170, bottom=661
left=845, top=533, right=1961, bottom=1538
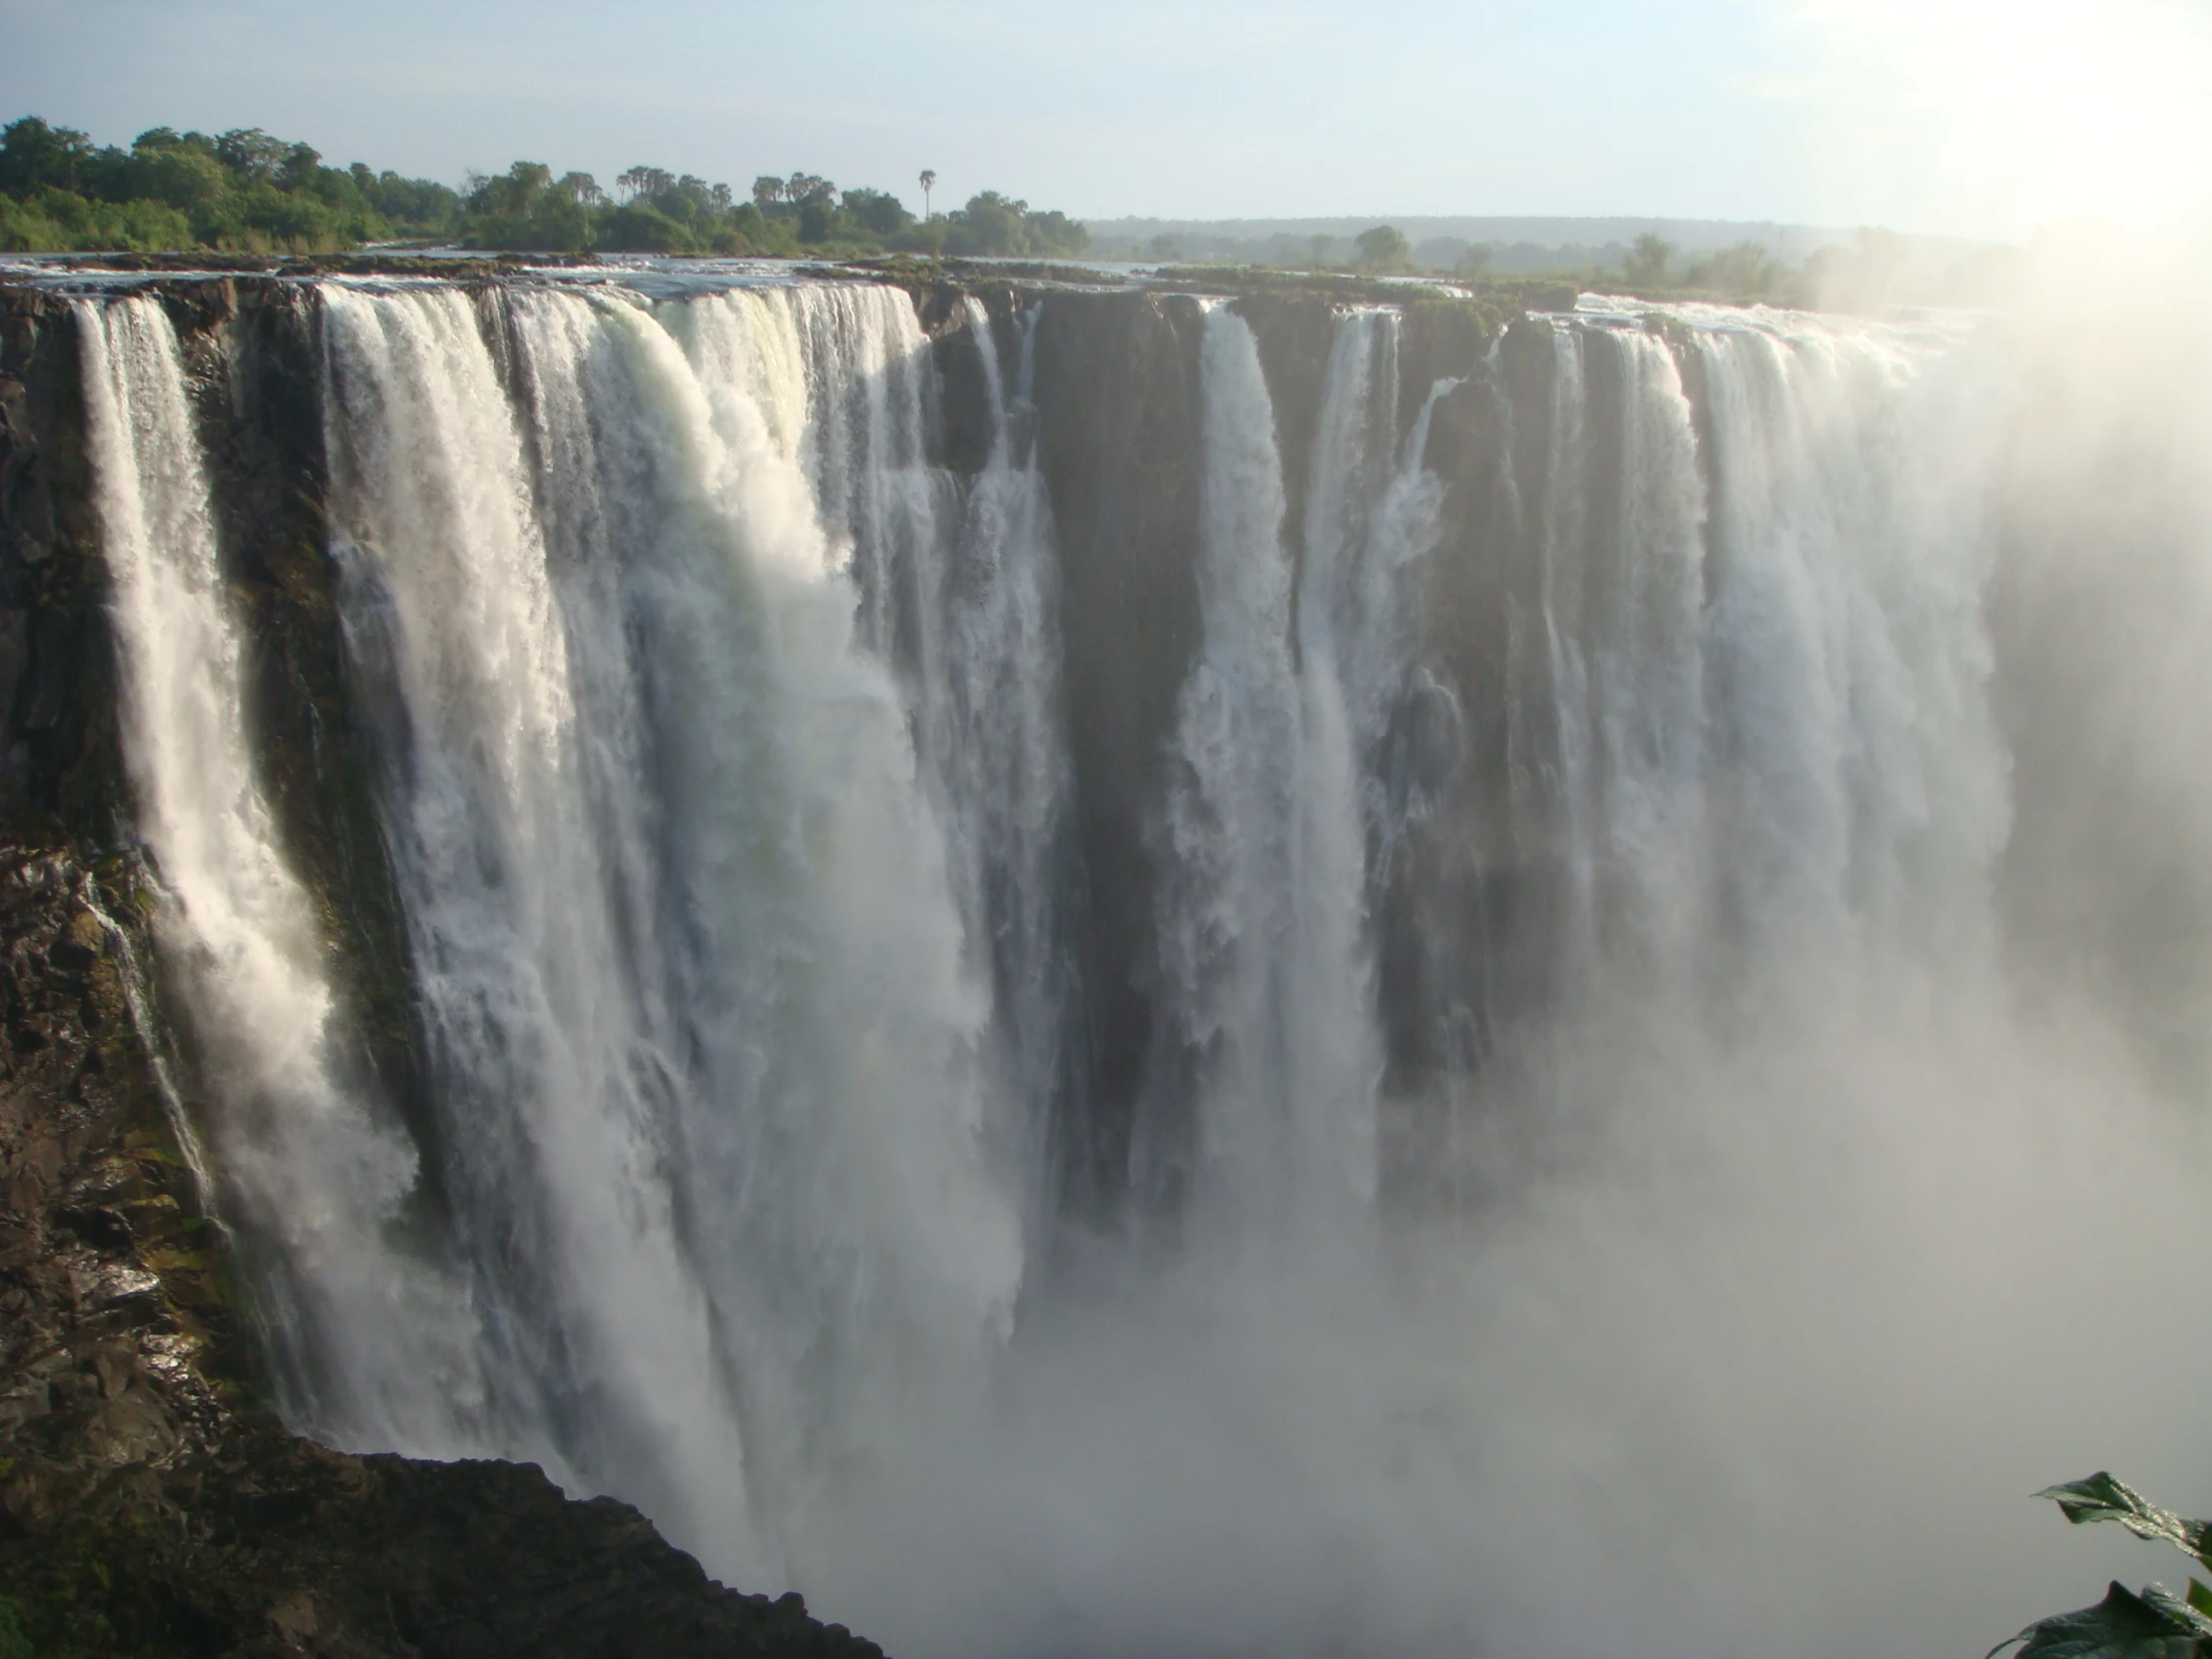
left=317, top=281, right=761, bottom=1563
left=86, top=269, right=2212, bottom=1659
left=1153, top=303, right=1438, bottom=1229
left=928, top=299, right=1074, bottom=1213
left=1156, top=302, right=1377, bottom=1225
left=774, top=282, right=959, bottom=680
left=1519, top=320, right=1711, bottom=998
left=315, top=279, right=1023, bottom=1582
left=1693, top=311, right=2007, bottom=975
left=76, top=292, right=485, bottom=1450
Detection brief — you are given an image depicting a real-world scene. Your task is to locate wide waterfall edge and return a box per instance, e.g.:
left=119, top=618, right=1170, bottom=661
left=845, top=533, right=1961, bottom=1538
left=4, top=267, right=2212, bottom=1659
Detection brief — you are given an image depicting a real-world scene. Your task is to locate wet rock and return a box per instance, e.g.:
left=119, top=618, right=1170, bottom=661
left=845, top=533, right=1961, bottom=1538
left=0, top=840, right=901, bottom=1655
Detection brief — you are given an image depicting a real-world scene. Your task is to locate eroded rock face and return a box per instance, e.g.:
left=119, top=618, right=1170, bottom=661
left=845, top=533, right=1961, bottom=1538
left=0, top=288, right=126, bottom=837
left=0, top=840, right=888, bottom=1657
left=1030, top=288, right=1209, bottom=1218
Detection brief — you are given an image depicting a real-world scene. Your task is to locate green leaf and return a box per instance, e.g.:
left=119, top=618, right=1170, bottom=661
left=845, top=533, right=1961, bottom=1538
left=1991, top=1582, right=2212, bottom=1659
left=2038, top=1475, right=2212, bottom=1568
left=2188, top=1582, right=2212, bottom=1620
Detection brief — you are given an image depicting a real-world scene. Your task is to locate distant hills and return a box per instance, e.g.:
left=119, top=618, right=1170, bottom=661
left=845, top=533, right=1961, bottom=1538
left=1083, top=215, right=1998, bottom=275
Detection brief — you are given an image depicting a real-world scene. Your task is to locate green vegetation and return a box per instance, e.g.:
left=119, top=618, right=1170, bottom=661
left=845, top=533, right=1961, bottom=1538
left=1994, top=1474, right=2212, bottom=1659
left=451, top=164, right=1086, bottom=257
left=0, top=116, right=459, bottom=252
left=0, top=114, right=1089, bottom=261
left=1611, top=231, right=1789, bottom=299
left=1354, top=225, right=1412, bottom=273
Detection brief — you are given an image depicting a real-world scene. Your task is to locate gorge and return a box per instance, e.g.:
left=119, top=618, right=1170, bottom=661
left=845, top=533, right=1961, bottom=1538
left=2, top=259, right=2209, bottom=1658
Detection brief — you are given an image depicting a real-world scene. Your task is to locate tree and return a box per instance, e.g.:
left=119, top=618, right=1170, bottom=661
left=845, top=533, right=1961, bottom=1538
left=616, top=166, right=673, bottom=204
left=1355, top=225, right=1410, bottom=273
left=215, top=128, right=290, bottom=182
left=946, top=191, right=1032, bottom=257
left=276, top=142, right=322, bottom=193
left=462, top=161, right=592, bottom=252
left=0, top=113, right=1080, bottom=261
left=1306, top=234, right=1334, bottom=269
left=841, top=187, right=910, bottom=236
left=919, top=169, right=935, bottom=220
left=1624, top=231, right=1674, bottom=287
left=1454, top=243, right=1494, bottom=278
left=1683, top=240, right=1777, bottom=296
left=0, top=117, right=95, bottom=195
left=134, top=145, right=229, bottom=210
left=350, top=168, right=458, bottom=233
left=597, top=202, right=693, bottom=253
left=1025, top=209, right=1087, bottom=256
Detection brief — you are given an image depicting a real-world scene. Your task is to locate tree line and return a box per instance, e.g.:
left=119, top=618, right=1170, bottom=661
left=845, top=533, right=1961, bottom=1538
left=460, top=160, right=1086, bottom=257
left=1092, top=220, right=1805, bottom=299
left=0, top=116, right=1089, bottom=260
left=0, top=117, right=454, bottom=253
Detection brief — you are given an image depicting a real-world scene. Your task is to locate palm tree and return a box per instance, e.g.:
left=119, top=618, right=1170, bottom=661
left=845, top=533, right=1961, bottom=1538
left=919, top=169, right=936, bottom=221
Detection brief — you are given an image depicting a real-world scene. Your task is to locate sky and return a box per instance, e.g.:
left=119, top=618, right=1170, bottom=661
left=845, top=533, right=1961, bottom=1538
left=2, top=0, right=2207, bottom=241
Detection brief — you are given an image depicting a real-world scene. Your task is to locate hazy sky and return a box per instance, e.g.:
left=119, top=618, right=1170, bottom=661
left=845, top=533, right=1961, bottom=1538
left=3, top=0, right=2206, bottom=239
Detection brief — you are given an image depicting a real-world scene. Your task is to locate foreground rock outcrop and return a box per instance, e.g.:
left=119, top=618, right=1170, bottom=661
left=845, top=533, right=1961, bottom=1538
left=0, top=842, right=883, bottom=1657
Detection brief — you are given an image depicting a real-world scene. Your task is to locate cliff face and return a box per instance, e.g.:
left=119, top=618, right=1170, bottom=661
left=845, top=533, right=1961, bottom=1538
left=1028, top=286, right=1502, bottom=1222
left=0, top=287, right=124, bottom=839
left=0, top=279, right=893, bottom=1658
left=0, top=846, right=886, bottom=1658
left=0, top=264, right=1516, bottom=1648
left=1032, top=287, right=1209, bottom=1217
left=1381, top=319, right=1564, bottom=1115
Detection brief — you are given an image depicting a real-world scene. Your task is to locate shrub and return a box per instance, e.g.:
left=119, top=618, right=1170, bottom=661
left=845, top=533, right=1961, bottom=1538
left=1994, top=1474, right=2212, bottom=1659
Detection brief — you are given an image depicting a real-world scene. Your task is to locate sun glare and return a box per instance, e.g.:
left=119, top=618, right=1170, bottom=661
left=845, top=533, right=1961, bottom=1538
left=1789, top=0, right=2212, bottom=237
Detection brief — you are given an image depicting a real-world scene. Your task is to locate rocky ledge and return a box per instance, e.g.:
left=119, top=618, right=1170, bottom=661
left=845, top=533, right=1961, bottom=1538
left=0, top=844, right=884, bottom=1659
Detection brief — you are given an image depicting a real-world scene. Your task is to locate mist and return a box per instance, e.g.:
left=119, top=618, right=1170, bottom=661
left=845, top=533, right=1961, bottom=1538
left=752, top=250, right=2212, bottom=1659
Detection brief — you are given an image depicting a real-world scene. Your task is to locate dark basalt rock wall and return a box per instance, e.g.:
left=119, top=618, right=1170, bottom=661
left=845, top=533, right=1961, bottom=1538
left=1236, top=292, right=1338, bottom=570
left=1029, top=287, right=1208, bottom=1219
left=0, top=287, right=126, bottom=840
left=1378, top=318, right=1570, bottom=1170
left=1025, top=283, right=1505, bottom=1218
left=185, top=281, right=434, bottom=1211
left=0, top=844, right=889, bottom=1657
left=0, top=845, right=892, bottom=1657
left=4, top=278, right=435, bottom=1220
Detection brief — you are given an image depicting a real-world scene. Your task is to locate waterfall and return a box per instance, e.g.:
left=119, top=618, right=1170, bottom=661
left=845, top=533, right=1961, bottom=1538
left=76, top=292, right=485, bottom=1451
left=73, top=270, right=2212, bottom=1659
left=1153, top=302, right=1402, bottom=1229
left=316, top=280, right=1022, bottom=1581
left=930, top=298, right=1076, bottom=1228
left=1526, top=321, right=1709, bottom=996
left=1686, top=309, right=2005, bottom=992
left=1152, top=304, right=1308, bottom=1217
